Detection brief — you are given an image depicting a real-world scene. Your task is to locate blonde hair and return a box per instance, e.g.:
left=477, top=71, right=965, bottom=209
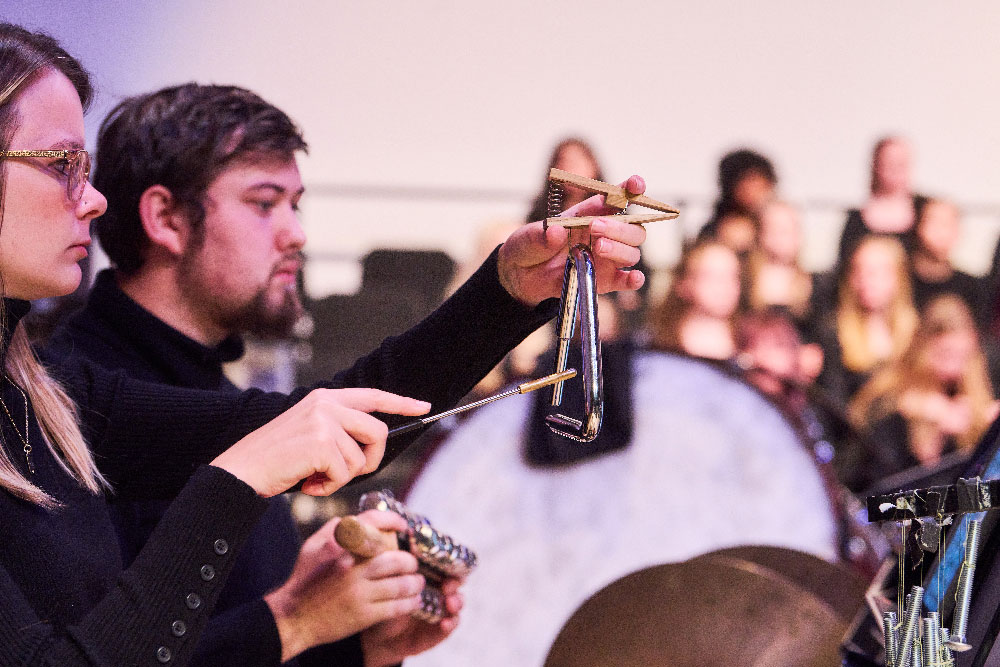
left=745, top=251, right=813, bottom=318
left=648, top=240, right=739, bottom=351
left=849, top=295, right=994, bottom=452
left=836, top=235, right=918, bottom=373
left=0, top=24, right=106, bottom=507
left=0, top=324, right=106, bottom=507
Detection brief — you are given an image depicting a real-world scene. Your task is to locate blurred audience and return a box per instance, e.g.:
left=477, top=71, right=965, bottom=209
left=837, top=136, right=926, bottom=267
left=745, top=200, right=815, bottom=328
left=818, top=235, right=919, bottom=405
left=909, top=197, right=983, bottom=318
left=698, top=148, right=777, bottom=256
left=649, top=240, right=742, bottom=361
left=847, top=295, right=998, bottom=489
left=734, top=308, right=888, bottom=574
left=526, top=137, right=604, bottom=223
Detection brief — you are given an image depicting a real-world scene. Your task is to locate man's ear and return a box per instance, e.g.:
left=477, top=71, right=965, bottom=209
left=137, top=185, right=190, bottom=257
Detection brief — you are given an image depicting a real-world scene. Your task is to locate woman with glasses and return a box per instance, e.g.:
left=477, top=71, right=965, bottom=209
left=0, top=25, right=445, bottom=667
left=0, top=22, right=649, bottom=667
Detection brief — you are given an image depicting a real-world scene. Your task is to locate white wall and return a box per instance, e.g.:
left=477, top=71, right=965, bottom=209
left=8, top=1, right=1000, bottom=290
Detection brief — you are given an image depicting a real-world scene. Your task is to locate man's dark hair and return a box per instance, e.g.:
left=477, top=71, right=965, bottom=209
left=93, top=83, right=308, bottom=274
left=698, top=148, right=778, bottom=241
left=715, top=148, right=777, bottom=211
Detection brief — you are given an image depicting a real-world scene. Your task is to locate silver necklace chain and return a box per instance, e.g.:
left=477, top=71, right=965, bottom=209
left=1, top=376, right=32, bottom=474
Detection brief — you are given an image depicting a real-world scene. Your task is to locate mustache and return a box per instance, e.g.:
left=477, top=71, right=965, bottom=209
left=271, top=251, right=305, bottom=277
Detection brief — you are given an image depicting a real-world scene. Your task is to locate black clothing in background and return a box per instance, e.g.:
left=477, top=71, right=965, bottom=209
left=808, top=312, right=869, bottom=411
left=910, top=268, right=984, bottom=319
left=846, top=411, right=960, bottom=494
left=835, top=194, right=928, bottom=272
left=524, top=338, right=635, bottom=465
left=45, top=269, right=349, bottom=667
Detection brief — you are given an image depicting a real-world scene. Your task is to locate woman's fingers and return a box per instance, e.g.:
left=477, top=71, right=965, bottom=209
left=367, top=574, right=426, bottom=603
left=368, top=594, right=424, bottom=621
left=366, top=551, right=420, bottom=579
left=330, top=408, right=388, bottom=474
left=216, top=387, right=435, bottom=497
left=356, top=509, right=408, bottom=534
left=331, top=387, right=431, bottom=417
left=291, top=388, right=434, bottom=494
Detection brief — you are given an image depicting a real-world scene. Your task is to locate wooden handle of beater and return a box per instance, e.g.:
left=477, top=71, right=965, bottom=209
left=334, top=515, right=399, bottom=558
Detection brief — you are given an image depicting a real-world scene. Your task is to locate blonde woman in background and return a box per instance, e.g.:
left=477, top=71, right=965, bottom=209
left=745, top=200, right=814, bottom=324
left=820, top=235, right=919, bottom=405
left=648, top=240, right=742, bottom=361
left=847, top=295, right=997, bottom=490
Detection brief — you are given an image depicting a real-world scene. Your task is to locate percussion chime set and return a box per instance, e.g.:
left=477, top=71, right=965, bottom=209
left=863, top=478, right=1000, bottom=666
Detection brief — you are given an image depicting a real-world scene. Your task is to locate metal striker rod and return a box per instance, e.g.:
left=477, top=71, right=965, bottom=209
left=387, top=369, right=579, bottom=438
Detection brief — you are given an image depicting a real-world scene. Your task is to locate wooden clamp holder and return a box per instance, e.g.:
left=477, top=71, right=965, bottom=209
left=545, top=168, right=680, bottom=228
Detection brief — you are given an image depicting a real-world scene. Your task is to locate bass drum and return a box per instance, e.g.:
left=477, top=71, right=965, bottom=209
left=405, top=351, right=839, bottom=667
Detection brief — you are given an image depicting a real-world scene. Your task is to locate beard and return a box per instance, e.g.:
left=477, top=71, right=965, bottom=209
left=226, top=281, right=303, bottom=339
left=179, top=249, right=305, bottom=340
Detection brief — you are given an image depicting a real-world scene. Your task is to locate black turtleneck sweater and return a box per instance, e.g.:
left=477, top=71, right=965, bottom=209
left=6, top=249, right=552, bottom=667
left=45, top=269, right=338, bottom=667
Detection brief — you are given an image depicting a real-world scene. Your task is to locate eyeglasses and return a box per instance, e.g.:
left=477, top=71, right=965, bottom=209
left=0, top=149, right=92, bottom=203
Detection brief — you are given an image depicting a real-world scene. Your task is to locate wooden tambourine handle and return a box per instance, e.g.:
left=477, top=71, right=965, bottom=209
left=334, top=515, right=398, bottom=558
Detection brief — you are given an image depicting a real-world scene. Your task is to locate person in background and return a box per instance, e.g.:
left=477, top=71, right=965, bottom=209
left=909, top=197, right=983, bottom=319
left=648, top=240, right=742, bottom=361
left=697, top=148, right=777, bottom=256
left=837, top=136, right=926, bottom=268
left=525, top=137, right=604, bottom=223
left=745, top=200, right=815, bottom=327
left=819, top=235, right=919, bottom=406
left=847, top=295, right=998, bottom=490
left=733, top=307, right=887, bottom=576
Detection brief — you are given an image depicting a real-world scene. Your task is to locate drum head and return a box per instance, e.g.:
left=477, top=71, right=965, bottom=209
left=405, top=351, right=840, bottom=667
left=545, top=558, right=846, bottom=667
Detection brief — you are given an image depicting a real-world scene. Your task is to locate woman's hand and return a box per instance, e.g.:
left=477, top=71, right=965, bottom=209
left=361, top=576, right=465, bottom=667
left=211, top=388, right=430, bottom=497
left=497, top=175, right=648, bottom=307
left=266, top=510, right=427, bottom=661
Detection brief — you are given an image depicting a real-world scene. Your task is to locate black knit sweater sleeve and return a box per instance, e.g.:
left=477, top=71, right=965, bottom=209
left=187, top=601, right=365, bottom=667
left=48, top=248, right=555, bottom=500
left=0, top=465, right=268, bottom=666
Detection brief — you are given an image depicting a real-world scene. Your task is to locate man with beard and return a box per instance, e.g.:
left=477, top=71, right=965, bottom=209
left=45, top=83, right=649, bottom=666
left=44, top=84, right=461, bottom=667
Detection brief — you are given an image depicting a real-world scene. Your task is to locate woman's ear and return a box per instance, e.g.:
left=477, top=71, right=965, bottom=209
left=137, top=185, right=189, bottom=257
